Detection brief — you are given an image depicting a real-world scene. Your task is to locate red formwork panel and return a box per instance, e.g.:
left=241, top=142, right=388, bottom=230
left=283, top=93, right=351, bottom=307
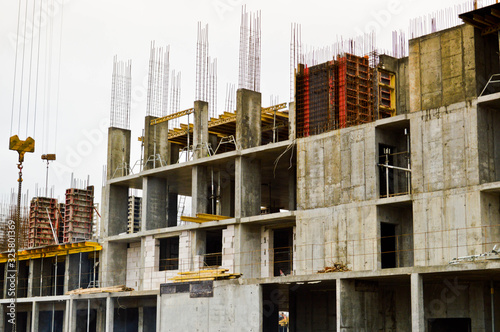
left=338, top=57, right=347, bottom=129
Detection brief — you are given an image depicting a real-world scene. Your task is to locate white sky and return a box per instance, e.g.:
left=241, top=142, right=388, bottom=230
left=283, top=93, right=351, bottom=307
left=0, top=0, right=477, bottom=207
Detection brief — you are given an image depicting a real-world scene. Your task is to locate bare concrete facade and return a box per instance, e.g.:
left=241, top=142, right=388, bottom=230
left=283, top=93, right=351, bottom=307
left=3, top=21, right=500, bottom=332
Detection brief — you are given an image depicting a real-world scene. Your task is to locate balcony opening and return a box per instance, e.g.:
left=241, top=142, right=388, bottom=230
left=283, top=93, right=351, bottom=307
left=273, top=228, right=293, bottom=277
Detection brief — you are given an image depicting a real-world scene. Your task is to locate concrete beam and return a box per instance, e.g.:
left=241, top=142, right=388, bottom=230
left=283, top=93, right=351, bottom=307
left=106, top=127, right=131, bottom=179
left=411, top=273, right=424, bottom=332
left=236, top=89, right=261, bottom=149
left=193, top=100, right=209, bottom=159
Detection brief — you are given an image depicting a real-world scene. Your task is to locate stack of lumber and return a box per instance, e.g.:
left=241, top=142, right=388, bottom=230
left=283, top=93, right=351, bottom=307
left=169, top=268, right=242, bottom=283
left=65, top=285, right=133, bottom=295
left=317, top=262, right=350, bottom=273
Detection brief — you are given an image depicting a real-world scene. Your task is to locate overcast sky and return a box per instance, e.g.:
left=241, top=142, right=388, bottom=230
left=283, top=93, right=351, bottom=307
left=0, top=0, right=480, bottom=207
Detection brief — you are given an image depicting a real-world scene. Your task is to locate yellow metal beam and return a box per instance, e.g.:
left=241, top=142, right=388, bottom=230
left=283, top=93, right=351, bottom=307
left=150, top=108, right=194, bottom=126
left=0, top=241, right=102, bottom=263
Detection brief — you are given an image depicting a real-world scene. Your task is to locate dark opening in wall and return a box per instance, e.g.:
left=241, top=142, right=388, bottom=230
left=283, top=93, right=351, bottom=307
left=159, top=237, right=179, bottom=271
left=428, top=318, right=471, bottom=332
left=39, top=310, right=64, bottom=332
left=378, top=203, right=414, bottom=269
left=381, top=222, right=397, bottom=269
left=0, top=263, right=4, bottom=299
left=143, top=306, right=157, bottom=332
left=273, top=228, right=293, bottom=277
left=76, top=308, right=97, bottom=332
left=114, top=307, right=138, bottom=332
left=204, top=229, right=223, bottom=267
left=5, top=311, right=28, bottom=332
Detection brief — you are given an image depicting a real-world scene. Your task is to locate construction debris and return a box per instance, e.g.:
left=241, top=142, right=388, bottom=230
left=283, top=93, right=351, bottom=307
left=169, top=268, right=242, bottom=283
left=317, top=263, right=350, bottom=273
left=65, top=285, right=133, bottom=295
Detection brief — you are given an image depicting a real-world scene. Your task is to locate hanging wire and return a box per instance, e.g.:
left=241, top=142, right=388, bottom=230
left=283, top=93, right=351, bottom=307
left=53, top=0, right=65, bottom=153
left=33, top=0, right=44, bottom=139
left=9, top=0, right=23, bottom=137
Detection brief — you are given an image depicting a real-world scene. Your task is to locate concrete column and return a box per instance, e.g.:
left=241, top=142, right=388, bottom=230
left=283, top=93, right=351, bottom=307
left=101, top=242, right=127, bottom=288
left=31, top=301, right=39, bottom=332
left=138, top=306, right=144, bottom=332
left=234, top=224, right=261, bottom=278
left=193, top=100, right=209, bottom=159
left=142, top=177, right=167, bottom=230
left=103, top=184, right=128, bottom=237
left=236, top=89, right=262, bottom=149
left=411, top=273, right=424, bottom=332
left=105, top=296, right=114, bottom=332
left=67, top=298, right=77, bottom=332
left=63, top=256, right=70, bottom=294
left=156, top=294, right=161, bottom=332
left=288, top=101, right=296, bottom=141
left=235, top=156, right=261, bottom=218
left=106, top=127, right=131, bottom=179
left=143, top=116, right=170, bottom=170
left=27, top=259, right=34, bottom=298
left=64, top=300, right=70, bottom=332
left=191, top=166, right=209, bottom=216
left=0, top=305, right=4, bottom=331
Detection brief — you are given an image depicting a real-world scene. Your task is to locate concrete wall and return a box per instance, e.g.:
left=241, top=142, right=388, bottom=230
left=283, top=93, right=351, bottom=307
left=338, top=280, right=411, bottom=331
left=410, top=101, right=479, bottom=193
left=160, top=281, right=261, bottom=331
left=409, top=25, right=477, bottom=112
left=295, top=205, right=377, bottom=274
left=126, top=242, right=141, bottom=289
left=297, top=125, right=377, bottom=210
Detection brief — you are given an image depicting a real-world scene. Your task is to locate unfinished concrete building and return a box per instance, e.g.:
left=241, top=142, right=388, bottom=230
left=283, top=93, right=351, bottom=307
left=3, top=3, right=500, bottom=331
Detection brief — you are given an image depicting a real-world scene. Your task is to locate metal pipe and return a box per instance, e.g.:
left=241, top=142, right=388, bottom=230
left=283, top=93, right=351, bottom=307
left=40, top=257, right=43, bottom=296
left=187, top=113, right=190, bottom=162
left=378, top=164, right=412, bottom=172
left=385, top=152, right=389, bottom=198
left=406, top=128, right=411, bottom=193
left=87, top=299, right=90, bottom=332
left=54, top=255, right=57, bottom=296
left=51, top=302, right=55, bottom=332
